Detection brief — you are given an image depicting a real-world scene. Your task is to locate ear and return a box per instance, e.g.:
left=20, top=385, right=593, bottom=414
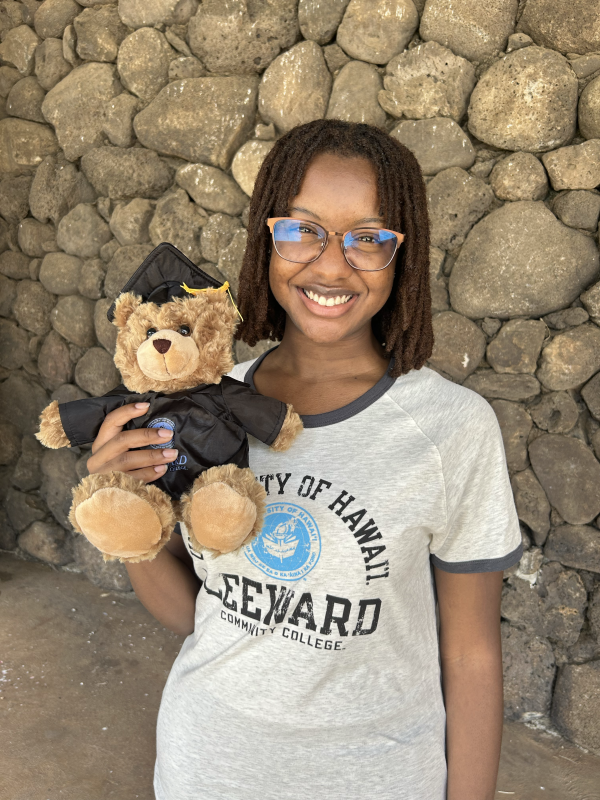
left=113, top=293, right=143, bottom=328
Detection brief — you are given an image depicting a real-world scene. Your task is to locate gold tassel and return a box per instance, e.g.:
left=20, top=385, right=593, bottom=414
left=181, top=281, right=243, bottom=321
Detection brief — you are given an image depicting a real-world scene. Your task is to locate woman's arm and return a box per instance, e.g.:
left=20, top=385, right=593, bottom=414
left=433, top=568, right=504, bottom=800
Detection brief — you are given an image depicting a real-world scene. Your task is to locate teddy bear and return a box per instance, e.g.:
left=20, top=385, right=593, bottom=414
left=36, top=242, right=302, bottom=563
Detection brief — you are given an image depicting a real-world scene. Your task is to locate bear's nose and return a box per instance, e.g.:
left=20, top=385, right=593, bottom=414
left=153, top=338, right=171, bottom=354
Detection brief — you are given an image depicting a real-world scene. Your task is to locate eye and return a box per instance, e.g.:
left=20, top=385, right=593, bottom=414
left=179, top=325, right=191, bottom=336
left=146, top=328, right=157, bottom=338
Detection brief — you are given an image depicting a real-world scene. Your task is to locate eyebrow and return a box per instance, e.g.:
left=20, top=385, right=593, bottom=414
left=289, top=206, right=385, bottom=226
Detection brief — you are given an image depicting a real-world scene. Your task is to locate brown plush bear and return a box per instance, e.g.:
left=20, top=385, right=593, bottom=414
left=36, top=243, right=302, bottom=563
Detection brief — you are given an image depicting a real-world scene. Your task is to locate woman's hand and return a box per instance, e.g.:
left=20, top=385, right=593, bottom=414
left=86, top=402, right=178, bottom=482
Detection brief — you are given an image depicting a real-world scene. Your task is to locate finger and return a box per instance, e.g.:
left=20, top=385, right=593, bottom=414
left=88, top=446, right=178, bottom=476
left=92, top=402, right=152, bottom=453
left=126, top=464, right=171, bottom=484
left=91, top=424, right=174, bottom=467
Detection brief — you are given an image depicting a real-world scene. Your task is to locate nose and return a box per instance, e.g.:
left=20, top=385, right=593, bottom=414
left=153, top=338, right=171, bottom=354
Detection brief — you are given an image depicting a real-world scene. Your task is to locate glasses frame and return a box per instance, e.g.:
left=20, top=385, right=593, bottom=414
left=266, top=217, right=405, bottom=272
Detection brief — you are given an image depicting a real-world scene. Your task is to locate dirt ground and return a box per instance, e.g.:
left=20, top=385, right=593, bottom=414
left=2, top=553, right=600, bottom=800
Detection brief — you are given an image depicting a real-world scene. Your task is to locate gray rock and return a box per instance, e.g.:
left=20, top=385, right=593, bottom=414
left=39, top=252, right=82, bottom=295
left=148, top=188, right=207, bottom=264
left=537, top=324, right=600, bottom=390
left=529, top=391, right=579, bottom=434
left=0, top=420, right=21, bottom=466
left=543, top=308, right=590, bottom=332
left=552, top=190, right=600, bottom=231
left=167, top=55, right=204, bottom=81
left=0, top=506, right=17, bottom=551
left=0, top=1, right=28, bottom=42
left=17, top=218, right=57, bottom=257
left=590, top=584, right=600, bottom=640
left=326, top=60, right=385, bottom=127
left=188, top=0, right=298, bottom=75
left=259, top=41, right=331, bottom=134
left=176, top=163, right=247, bottom=215
left=217, top=228, right=247, bottom=295
left=427, top=167, right=494, bottom=251
left=511, top=468, right=551, bottom=544
left=581, top=372, right=600, bottom=421
left=421, top=0, right=518, bottom=62
left=545, top=524, right=600, bottom=573
left=506, top=32, right=534, bottom=52
left=73, top=534, right=133, bottom=591
left=337, top=0, right=418, bottom=65
left=18, top=519, right=72, bottom=565
left=134, top=76, right=258, bottom=168
left=542, top=139, right=600, bottom=191
left=40, top=447, right=78, bottom=528
left=391, top=118, right=475, bottom=177
left=323, top=42, right=350, bottom=73
left=518, top=0, right=600, bottom=56
left=463, top=371, right=541, bottom=402
left=74, top=5, right=129, bottom=62
left=61, top=23, right=78, bottom=66
left=427, top=310, right=485, bottom=381
left=37, top=328, right=72, bottom=389
left=379, top=41, right=475, bottom=123
left=29, top=155, right=96, bottom=225
left=0, top=66, right=22, bottom=98
left=0, top=117, right=59, bottom=171
left=491, top=399, right=532, bottom=472
left=530, top=434, right=600, bottom=524
left=34, top=0, right=80, bottom=39
left=109, top=198, right=153, bottom=246
left=0, top=174, right=32, bottom=223
left=0, top=251, right=30, bottom=280
left=0, top=274, right=17, bottom=318
left=51, top=294, right=96, bottom=348
left=51, top=383, right=88, bottom=403
left=468, top=47, right=578, bottom=153
left=0, top=24, right=41, bottom=75
left=103, top=243, right=153, bottom=299
left=552, top=661, right=600, bottom=754
left=34, top=37, right=71, bottom=91
left=117, top=28, right=174, bottom=102
left=230, top=140, right=275, bottom=198
left=94, top=297, right=117, bottom=353
left=80, top=146, right=172, bottom=201
left=6, top=487, right=47, bottom=532
left=117, top=0, right=198, bottom=29
left=0, top=372, right=49, bottom=434
left=200, top=213, right=243, bottom=264
left=579, top=76, right=600, bottom=140
left=299, top=0, right=349, bottom=45
left=235, top=338, right=276, bottom=363
left=6, top=75, right=45, bottom=122
left=101, top=92, right=139, bottom=148
left=489, top=153, right=548, bottom=202
left=13, top=279, right=56, bottom=335
left=487, top=319, right=547, bottom=374
left=75, top=346, right=119, bottom=395
left=56, top=203, right=111, bottom=258
left=78, top=257, right=106, bottom=299
left=429, top=246, right=449, bottom=313
left=0, top=318, right=29, bottom=370
left=12, top=434, right=44, bottom=492
left=501, top=622, right=555, bottom=720
left=449, top=202, right=599, bottom=319
left=581, top=281, right=600, bottom=325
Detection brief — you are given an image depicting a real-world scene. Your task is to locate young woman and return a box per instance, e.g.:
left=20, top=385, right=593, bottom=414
left=86, top=120, right=522, bottom=800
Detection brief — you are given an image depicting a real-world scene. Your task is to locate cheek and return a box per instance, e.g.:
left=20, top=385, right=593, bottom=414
left=268, top=253, right=299, bottom=308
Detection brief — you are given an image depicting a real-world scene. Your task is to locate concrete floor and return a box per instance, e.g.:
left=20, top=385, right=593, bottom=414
left=1, top=554, right=600, bottom=800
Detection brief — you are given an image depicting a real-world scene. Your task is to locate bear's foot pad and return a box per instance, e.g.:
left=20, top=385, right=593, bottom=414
left=189, top=482, right=257, bottom=554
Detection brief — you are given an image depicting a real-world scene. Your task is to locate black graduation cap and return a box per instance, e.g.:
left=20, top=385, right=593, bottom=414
left=106, top=242, right=223, bottom=322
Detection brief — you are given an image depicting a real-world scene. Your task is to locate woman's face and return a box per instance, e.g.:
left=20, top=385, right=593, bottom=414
left=268, top=152, right=397, bottom=345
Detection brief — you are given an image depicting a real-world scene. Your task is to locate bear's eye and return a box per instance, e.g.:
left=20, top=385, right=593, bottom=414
left=179, top=325, right=191, bottom=336
left=146, top=328, right=157, bottom=338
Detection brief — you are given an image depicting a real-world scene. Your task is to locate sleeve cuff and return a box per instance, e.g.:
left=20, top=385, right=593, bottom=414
left=430, top=542, right=523, bottom=574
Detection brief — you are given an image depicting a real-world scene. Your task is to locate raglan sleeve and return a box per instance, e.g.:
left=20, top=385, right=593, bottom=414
left=429, top=393, right=523, bottom=573
left=221, top=380, right=288, bottom=447
left=59, top=393, right=132, bottom=447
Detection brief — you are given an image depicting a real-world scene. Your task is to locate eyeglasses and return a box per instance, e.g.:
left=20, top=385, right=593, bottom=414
left=267, top=218, right=404, bottom=272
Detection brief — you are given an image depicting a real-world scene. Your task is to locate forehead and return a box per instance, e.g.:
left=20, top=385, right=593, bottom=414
left=132, top=297, right=205, bottom=327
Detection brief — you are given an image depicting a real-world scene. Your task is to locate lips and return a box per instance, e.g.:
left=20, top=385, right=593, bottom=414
left=295, top=285, right=358, bottom=316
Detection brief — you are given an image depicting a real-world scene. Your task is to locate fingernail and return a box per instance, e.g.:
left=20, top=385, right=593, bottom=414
left=154, top=465, right=167, bottom=474
left=157, top=428, right=172, bottom=438
left=162, top=449, right=177, bottom=458
left=135, top=402, right=150, bottom=409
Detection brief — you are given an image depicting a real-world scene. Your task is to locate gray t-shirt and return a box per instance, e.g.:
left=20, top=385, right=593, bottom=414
left=154, top=354, right=522, bottom=800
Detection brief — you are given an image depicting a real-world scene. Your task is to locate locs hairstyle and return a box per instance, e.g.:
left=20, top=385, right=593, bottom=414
left=235, top=119, right=433, bottom=377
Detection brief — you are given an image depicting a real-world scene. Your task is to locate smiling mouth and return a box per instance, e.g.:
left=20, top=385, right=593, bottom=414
left=301, top=288, right=355, bottom=306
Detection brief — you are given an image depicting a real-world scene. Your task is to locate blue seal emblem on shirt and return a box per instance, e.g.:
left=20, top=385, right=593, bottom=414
left=147, top=417, right=175, bottom=448
left=245, top=503, right=321, bottom=581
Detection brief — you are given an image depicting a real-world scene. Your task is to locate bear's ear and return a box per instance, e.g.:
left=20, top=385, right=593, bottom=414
left=113, top=293, right=143, bottom=328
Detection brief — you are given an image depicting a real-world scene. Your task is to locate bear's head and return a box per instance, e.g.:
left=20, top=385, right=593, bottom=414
left=112, top=290, right=238, bottom=394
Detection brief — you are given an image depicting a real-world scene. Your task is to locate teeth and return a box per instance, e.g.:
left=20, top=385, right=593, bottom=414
left=304, top=289, right=352, bottom=306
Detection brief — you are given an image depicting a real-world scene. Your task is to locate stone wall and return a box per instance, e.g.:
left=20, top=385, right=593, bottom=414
left=1, top=0, right=600, bottom=752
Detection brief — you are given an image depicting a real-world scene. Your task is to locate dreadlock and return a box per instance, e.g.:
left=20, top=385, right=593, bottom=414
left=235, top=119, right=433, bottom=378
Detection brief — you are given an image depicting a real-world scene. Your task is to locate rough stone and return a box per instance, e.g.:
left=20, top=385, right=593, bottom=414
left=0, top=420, right=21, bottom=466
left=379, top=41, right=475, bottom=122
left=0, top=250, right=30, bottom=280
left=6, top=488, right=47, bottom=532
left=61, top=22, right=78, bottom=65
left=581, top=372, right=600, bottom=421
left=0, top=66, right=21, bottom=98
left=323, top=42, right=350, bottom=73
left=489, top=153, right=548, bottom=202
left=390, top=118, right=475, bottom=177
left=217, top=228, right=247, bottom=295
left=552, top=661, right=600, bottom=754
left=41, top=62, right=122, bottom=161
left=428, top=246, right=449, bottom=313
left=511, top=468, right=551, bottom=544
left=424, top=2, right=519, bottom=60
left=78, top=257, right=106, bottom=300
left=537, top=324, right=600, bottom=390
left=259, top=41, right=331, bottom=134
left=101, top=92, right=139, bottom=148
left=109, top=198, right=153, bottom=246
left=39, top=252, right=81, bottom=295
left=0, top=117, right=59, bottom=171
left=0, top=318, right=29, bottom=370
left=427, top=311, right=486, bottom=381
left=530, top=434, right=600, bottom=524
left=51, top=294, right=96, bottom=348
left=73, top=534, right=133, bottom=591
left=75, top=346, right=119, bottom=395
left=0, top=24, right=40, bottom=75
left=579, top=76, right=600, bottom=140
left=545, top=524, right=600, bottom=574
left=427, top=167, right=494, bottom=251
left=37, top=328, right=72, bottom=389
left=230, top=140, right=274, bottom=198
left=491, top=400, right=532, bottom=472
left=0, top=174, right=32, bottom=223
left=591, top=584, right=600, bottom=640
left=148, top=189, right=207, bottom=264
left=542, top=140, right=600, bottom=191
left=40, top=447, right=78, bottom=528
left=299, top=0, right=349, bottom=45
left=74, top=5, right=129, bottom=62
left=12, top=434, right=44, bottom=492
left=12, top=279, right=55, bottom=335
left=56, top=203, right=111, bottom=258
left=103, top=243, right=153, bottom=300
left=94, top=297, right=117, bottom=353
left=449, top=202, right=599, bottom=320
left=29, top=155, right=96, bottom=225
left=117, top=28, right=174, bottom=102
left=18, top=218, right=56, bottom=257
left=0, top=274, right=17, bottom=317
left=463, top=372, right=541, bottom=402
left=51, top=383, right=88, bottom=403
left=501, top=622, right=555, bottom=720
left=80, top=146, right=172, bottom=202
left=200, top=213, right=243, bottom=264
left=188, top=0, right=298, bottom=75
left=34, top=37, right=71, bottom=91
left=325, top=60, right=385, bottom=127
left=167, top=55, right=204, bottom=81
left=235, top=338, right=276, bottom=363
left=518, top=0, right=600, bottom=56
left=581, top=281, right=600, bottom=325
left=487, top=320, right=547, bottom=374
left=552, top=191, right=600, bottom=231
left=118, top=0, right=198, bottom=29
left=0, top=372, right=49, bottom=434
left=337, top=0, right=418, bottom=65
left=176, top=163, right=247, bottom=215
left=134, top=76, right=258, bottom=169
left=468, top=47, right=578, bottom=153
left=18, top=519, right=72, bottom=565
left=34, top=0, right=79, bottom=39
left=529, top=391, right=579, bottom=434
left=6, top=75, right=45, bottom=122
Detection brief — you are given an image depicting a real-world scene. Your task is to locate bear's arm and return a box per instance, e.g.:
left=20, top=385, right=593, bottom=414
left=53, top=391, right=140, bottom=447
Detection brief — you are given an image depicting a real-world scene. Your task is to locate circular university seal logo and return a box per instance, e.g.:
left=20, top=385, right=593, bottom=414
left=147, top=417, right=175, bottom=448
left=245, top=503, right=321, bottom=582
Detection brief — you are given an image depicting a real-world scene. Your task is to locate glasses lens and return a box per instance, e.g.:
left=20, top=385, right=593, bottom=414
left=273, top=219, right=326, bottom=263
left=344, top=229, right=398, bottom=271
